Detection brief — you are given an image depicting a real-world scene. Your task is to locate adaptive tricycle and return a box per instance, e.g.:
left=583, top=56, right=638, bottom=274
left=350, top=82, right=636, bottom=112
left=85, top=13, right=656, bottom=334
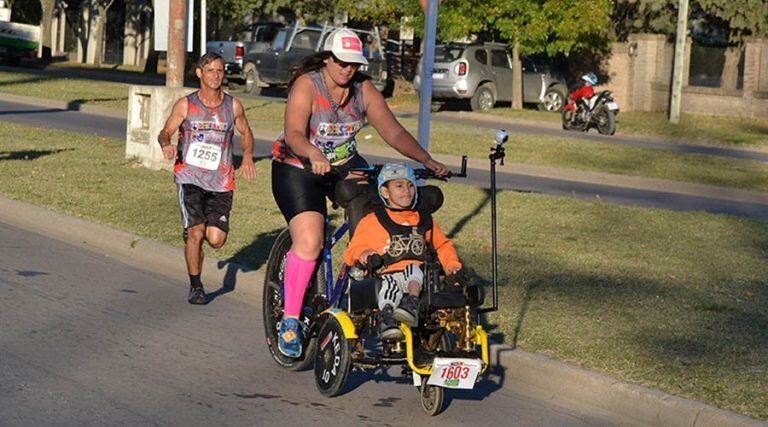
left=262, top=130, right=508, bottom=415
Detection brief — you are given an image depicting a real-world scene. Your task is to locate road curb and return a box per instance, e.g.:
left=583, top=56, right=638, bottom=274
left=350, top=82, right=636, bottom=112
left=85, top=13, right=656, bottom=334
left=491, top=346, right=765, bottom=427
left=0, top=195, right=264, bottom=303
left=0, top=195, right=763, bottom=426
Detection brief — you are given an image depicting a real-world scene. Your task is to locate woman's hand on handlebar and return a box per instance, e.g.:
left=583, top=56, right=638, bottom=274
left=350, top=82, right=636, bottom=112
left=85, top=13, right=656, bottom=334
left=423, top=157, right=449, bottom=177
left=308, top=150, right=331, bottom=175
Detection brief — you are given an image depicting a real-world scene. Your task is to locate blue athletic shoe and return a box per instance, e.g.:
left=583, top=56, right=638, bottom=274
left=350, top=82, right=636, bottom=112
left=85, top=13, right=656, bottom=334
left=278, top=317, right=302, bottom=358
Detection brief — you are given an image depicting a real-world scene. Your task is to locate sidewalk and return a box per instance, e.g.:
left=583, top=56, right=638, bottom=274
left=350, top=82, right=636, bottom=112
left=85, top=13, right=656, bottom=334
left=0, top=195, right=763, bottom=427
left=5, top=90, right=768, bottom=209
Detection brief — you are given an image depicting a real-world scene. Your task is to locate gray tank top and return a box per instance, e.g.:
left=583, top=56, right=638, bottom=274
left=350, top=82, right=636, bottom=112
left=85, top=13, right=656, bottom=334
left=272, top=71, right=366, bottom=168
left=174, top=92, right=236, bottom=192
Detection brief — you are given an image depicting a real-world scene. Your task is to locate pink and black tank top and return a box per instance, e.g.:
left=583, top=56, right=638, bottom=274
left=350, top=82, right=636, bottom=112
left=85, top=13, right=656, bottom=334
left=174, top=92, right=236, bottom=192
left=272, top=71, right=366, bottom=168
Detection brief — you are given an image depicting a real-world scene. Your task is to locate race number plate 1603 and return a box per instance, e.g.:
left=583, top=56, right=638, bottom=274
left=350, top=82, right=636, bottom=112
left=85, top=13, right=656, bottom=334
left=427, top=358, right=482, bottom=389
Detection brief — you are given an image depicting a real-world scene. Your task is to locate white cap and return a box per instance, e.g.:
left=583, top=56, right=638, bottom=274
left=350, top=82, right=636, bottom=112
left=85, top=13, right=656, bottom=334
left=323, top=28, right=368, bottom=65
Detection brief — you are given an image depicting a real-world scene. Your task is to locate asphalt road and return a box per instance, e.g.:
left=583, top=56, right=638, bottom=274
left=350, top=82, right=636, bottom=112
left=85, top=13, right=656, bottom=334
left=2, top=98, right=768, bottom=220
left=0, top=221, right=610, bottom=426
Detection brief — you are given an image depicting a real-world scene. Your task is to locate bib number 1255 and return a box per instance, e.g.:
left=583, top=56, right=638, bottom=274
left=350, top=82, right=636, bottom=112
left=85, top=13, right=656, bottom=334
left=186, top=142, right=222, bottom=170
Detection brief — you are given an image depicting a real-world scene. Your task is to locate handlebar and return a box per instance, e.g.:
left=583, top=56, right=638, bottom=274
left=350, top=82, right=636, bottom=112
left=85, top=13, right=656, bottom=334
left=303, top=155, right=469, bottom=182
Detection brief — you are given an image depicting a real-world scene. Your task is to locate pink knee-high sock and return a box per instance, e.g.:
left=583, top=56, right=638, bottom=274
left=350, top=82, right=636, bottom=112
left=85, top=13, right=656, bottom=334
left=283, top=250, right=317, bottom=318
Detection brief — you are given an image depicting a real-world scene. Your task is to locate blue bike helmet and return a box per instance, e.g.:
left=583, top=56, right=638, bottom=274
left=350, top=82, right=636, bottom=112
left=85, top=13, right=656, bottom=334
left=377, top=163, right=418, bottom=209
left=581, top=72, right=598, bottom=86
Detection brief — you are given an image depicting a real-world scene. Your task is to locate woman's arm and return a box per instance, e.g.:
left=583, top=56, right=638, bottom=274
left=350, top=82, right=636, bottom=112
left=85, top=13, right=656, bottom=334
left=362, top=80, right=448, bottom=175
left=283, top=75, right=330, bottom=174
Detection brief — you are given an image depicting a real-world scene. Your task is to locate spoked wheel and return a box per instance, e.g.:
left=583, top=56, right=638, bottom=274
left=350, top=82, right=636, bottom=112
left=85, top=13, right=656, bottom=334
left=244, top=65, right=262, bottom=96
left=561, top=108, right=587, bottom=131
left=418, top=330, right=453, bottom=416
left=262, top=229, right=323, bottom=371
left=596, top=106, right=616, bottom=135
left=420, top=379, right=445, bottom=416
left=314, top=316, right=352, bottom=397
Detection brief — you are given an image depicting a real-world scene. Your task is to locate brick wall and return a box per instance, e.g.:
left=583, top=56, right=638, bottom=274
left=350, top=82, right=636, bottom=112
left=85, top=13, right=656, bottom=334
left=603, top=35, right=768, bottom=119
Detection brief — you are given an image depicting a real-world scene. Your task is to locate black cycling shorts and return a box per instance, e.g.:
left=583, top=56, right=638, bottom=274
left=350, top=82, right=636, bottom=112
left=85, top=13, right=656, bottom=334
left=271, top=155, right=368, bottom=223
left=177, top=184, right=233, bottom=233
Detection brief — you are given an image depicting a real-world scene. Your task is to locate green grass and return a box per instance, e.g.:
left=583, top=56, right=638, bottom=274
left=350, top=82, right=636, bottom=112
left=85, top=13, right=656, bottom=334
left=388, top=94, right=768, bottom=148
left=357, top=119, right=768, bottom=192
left=0, top=69, right=134, bottom=109
left=3, top=68, right=768, bottom=192
left=2, top=120, right=767, bottom=419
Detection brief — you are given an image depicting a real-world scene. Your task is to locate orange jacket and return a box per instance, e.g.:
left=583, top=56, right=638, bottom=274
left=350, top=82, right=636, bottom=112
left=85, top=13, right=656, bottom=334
left=343, top=209, right=462, bottom=274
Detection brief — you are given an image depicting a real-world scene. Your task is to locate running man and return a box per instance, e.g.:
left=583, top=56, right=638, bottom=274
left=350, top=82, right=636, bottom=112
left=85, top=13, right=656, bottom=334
left=158, top=52, right=256, bottom=304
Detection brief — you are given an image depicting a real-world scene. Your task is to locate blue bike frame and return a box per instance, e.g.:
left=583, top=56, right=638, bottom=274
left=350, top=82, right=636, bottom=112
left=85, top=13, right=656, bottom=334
left=322, top=220, right=350, bottom=308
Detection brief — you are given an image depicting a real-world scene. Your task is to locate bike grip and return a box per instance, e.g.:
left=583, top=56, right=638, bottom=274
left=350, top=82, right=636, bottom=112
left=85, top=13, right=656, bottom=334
left=367, top=253, right=384, bottom=270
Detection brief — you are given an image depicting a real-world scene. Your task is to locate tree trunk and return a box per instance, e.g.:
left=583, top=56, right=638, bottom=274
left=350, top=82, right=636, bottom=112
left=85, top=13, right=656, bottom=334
left=38, top=0, right=55, bottom=61
left=94, top=6, right=104, bottom=65
left=143, top=0, right=159, bottom=73
left=93, top=0, right=115, bottom=66
left=720, top=46, right=740, bottom=91
left=511, top=40, right=523, bottom=110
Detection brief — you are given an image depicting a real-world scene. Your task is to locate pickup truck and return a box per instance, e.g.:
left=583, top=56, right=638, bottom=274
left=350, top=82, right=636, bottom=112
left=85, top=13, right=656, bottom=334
left=206, top=22, right=283, bottom=84
left=241, top=22, right=388, bottom=95
left=0, top=20, right=40, bottom=66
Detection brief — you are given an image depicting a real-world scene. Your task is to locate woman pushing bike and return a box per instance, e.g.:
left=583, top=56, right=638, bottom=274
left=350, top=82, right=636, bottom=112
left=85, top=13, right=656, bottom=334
left=271, top=28, right=448, bottom=358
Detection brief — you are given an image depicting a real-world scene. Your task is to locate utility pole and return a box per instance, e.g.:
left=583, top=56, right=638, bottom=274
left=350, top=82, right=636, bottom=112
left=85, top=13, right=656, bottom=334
left=166, top=0, right=187, bottom=88
left=417, top=0, right=439, bottom=151
left=200, top=0, right=207, bottom=56
left=669, top=0, right=689, bottom=124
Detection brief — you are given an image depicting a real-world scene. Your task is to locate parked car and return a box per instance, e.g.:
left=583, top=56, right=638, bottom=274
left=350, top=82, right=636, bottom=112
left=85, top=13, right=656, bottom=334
left=206, top=22, right=284, bottom=85
left=0, top=20, right=39, bottom=66
left=413, top=43, right=567, bottom=112
left=242, top=22, right=388, bottom=95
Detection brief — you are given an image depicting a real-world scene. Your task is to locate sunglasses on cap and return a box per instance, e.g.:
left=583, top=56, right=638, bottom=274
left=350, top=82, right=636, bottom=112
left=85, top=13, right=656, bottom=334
left=331, top=56, right=361, bottom=69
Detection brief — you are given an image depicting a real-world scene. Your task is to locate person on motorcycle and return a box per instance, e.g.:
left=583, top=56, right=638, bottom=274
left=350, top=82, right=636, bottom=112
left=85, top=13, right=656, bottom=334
left=271, top=29, right=448, bottom=358
left=342, top=163, right=464, bottom=340
left=569, top=72, right=598, bottom=122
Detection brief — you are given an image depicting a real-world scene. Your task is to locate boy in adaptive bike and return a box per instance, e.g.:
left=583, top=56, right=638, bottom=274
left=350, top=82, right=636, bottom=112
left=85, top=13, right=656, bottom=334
left=343, top=163, right=464, bottom=340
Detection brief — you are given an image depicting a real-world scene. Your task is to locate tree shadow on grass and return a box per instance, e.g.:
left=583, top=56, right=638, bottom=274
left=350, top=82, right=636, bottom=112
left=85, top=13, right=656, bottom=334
left=0, top=148, right=73, bottom=161
left=206, top=228, right=283, bottom=302
left=0, top=76, right=54, bottom=87
left=475, top=245, right=768, bottom=409
left=66, top=98, right=128, bottom=109
left=446, top=188, right=491, bottom=239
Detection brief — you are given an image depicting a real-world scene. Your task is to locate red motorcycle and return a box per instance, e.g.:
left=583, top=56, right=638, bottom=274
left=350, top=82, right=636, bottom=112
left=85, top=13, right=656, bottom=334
left=562, top=90, right=619, bottom=135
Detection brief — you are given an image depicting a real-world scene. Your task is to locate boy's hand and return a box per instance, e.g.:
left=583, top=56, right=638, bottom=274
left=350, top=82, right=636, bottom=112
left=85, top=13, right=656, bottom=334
left=359, top=250, right=376, bottom=264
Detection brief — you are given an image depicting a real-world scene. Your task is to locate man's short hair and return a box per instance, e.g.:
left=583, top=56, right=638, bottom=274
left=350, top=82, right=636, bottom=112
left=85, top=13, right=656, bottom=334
left=197, top=52, right=223, bottom=69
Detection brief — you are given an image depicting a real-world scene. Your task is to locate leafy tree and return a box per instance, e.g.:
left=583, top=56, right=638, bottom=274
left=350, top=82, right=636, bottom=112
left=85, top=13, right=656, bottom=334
left=494, top=0, right=611, bottom=108
left=9, top=0, right=42, bottom=24
left=610, top=0, right=677, bottom=42
left=696, top=0, right=768, bottom=90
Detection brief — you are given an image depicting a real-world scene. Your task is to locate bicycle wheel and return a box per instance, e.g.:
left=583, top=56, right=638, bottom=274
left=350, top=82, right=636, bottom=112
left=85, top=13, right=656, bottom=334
left=262, top=229, right=325, bottom=371
left=418, top=330, right=453, bottom=416
left=314, top=315, right=352, bottom=397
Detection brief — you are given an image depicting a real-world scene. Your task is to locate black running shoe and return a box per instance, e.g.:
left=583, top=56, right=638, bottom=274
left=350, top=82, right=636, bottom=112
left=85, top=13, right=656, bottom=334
left=378, top=306, right=404, bottom=341
left=394, top=295, right=420, bottom=327
left=187, top=286, right=206, bottom=305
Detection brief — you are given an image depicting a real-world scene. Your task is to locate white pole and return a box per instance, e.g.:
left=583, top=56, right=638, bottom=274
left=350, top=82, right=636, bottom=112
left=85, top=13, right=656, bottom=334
left=200, top=0, right=206, bottom=55
left=669, top=0, right=689, bottom=124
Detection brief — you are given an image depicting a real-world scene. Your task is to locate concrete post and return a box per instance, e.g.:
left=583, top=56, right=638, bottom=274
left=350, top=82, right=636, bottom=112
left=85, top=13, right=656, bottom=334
left=669, top=0, right=689, bottom=124
left=167, top=0, right=186, bottom=88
